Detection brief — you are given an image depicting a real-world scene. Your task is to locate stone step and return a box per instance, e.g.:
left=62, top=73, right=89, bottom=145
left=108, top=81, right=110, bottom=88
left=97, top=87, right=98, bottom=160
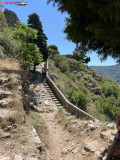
left=48, top=91, right=53, bottom=93
left=49, top=92, right=54, bottom=94
left=0, top=91, right=11, bottom=100
left=49, top=93, right=54, bottom=96
left=44, top=85, right=50, bottom=87
left=51, top=96, right=56, bottom=99
left=49, top=94, right=55, bottom=96
left=55, top=102, right=61, bottom=105
left=52, top=98, right=58, bottom=101
left=56, top=103, right=62, bottom=106
left=45, top=87, right=50, bottom=89
left=47, top=89, right=52, bottom=92
left=56, top=102, right=61, bottom=105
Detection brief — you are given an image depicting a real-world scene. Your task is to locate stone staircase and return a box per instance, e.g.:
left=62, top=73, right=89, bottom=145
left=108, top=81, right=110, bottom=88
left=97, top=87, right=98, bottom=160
left=43, top=81, right=63, bottom=108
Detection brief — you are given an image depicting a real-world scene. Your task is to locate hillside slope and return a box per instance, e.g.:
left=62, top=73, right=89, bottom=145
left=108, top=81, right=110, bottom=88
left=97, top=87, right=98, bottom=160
left=48, top=55, right=120, bottom=121
left=90, top=65, right=120, bottom=83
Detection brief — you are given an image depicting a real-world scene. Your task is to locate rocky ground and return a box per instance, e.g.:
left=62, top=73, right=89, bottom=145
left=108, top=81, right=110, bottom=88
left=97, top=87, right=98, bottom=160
left=0, top=63, right=120, bottom=160
left=30, top=64, right=120, bottom=160
left=0, top=71, right=43, bottom=160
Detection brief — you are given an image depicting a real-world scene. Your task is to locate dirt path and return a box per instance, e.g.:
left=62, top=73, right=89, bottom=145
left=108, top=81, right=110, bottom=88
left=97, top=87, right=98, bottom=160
left=41, top=111, right=82, bottom=160
left=33, top=65, right=107, bottom=160
left=36, top=82, right=83, bottom=160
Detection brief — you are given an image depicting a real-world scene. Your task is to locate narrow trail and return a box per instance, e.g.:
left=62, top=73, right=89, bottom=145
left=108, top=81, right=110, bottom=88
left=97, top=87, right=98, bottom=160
left=38, top=83, right=83, bottom=160
left=31, top=65, right=83, bottom=159
left=33, top=64, right=103, bottom=160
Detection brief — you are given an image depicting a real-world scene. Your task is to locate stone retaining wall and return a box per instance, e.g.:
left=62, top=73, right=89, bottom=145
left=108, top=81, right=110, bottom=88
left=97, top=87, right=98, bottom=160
left=0, top=69, right=32, bottom=77
left=46, top=61, right=94, bottom=120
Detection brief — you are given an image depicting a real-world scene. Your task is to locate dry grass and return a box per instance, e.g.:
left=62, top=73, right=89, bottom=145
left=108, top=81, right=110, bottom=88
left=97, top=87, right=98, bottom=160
left=0, top=58, right=20, bottom=70
left=28, top=111, right=49, bottom=147
left=4, top=74, right=20, bottom=90
left=0, top=110, right=25, bottom=129
left=55, top=108, right=74, bottom=132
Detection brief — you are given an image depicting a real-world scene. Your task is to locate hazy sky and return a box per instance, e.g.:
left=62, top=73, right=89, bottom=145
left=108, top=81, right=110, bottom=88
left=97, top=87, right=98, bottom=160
left=2, top=0, right=117, bottom=66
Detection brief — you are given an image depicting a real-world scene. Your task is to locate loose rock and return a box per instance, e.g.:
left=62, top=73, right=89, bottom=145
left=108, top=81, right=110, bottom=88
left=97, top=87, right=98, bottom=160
left=0, top=133, right=11, bottom=139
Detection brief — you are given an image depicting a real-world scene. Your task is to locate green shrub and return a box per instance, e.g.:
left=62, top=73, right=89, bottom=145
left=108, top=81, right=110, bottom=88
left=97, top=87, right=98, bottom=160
left=0, top=50, right=4, bottom=59
left=95, top=95, right=120, bottom=120
left=92, top=70, right=96, bottom=78
left=55, top=82, right=61, bottom=89
left=101, top=81, right=120, bottom=98
left=68, top=89, right=88, bottom=111
left=53, top=54, right=65, bottom=67
left=68, top=72, right=76, bottom=81
left=59, top=61, right=70, bottom=72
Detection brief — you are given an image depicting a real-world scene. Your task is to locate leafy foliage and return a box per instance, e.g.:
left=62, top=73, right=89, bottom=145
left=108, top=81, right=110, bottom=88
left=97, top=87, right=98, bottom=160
left=48, top=0, right=120, bottom=62
left=95, top=80, right=120, bottom=120
left=48, top=44, right=59, bottom=58
left=0, top=11, right=7, bottom=31
left=73, top=44, right=90, bottom=64
left=68, top=88, right=88, bottom=111
left=59, top=60, right=70, bottom=72
left=53, top=54, right=70, bottom=72
left=101, top=81, right=120, bottom=98
left=12, top=22, right=43, bottom=69
left=0, top=27, right=20, bottom=55
left=96, top=95, right=120, bottom=120
left=27, top=13, right=48, bottom=61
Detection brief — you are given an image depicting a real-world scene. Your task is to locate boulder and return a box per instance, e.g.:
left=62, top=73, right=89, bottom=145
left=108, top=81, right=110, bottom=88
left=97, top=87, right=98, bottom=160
left=4, top=126, right=12, bottom=132
left=84, top=143, right=95, bottom=152
left=4, top=9, right=19, bottom=26
left=100, top=131, right=112, bottom=140
left=0, top=133, right=11, bottom=139
left=84, top=140, right=100, bottom=153
left=107, top=123, right=115, bottom=129
left=61, top=148, right=68, bottom=155
left=88, top=124, right=96, bottom=131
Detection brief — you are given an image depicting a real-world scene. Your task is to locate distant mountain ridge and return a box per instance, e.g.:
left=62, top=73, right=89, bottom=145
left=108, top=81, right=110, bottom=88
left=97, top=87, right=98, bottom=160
left=90, top=65, right=120, bottom=83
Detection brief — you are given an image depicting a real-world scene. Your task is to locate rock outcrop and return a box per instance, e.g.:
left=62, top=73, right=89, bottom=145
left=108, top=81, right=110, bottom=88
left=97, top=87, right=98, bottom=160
left=4, top=9, right=19, bottom=26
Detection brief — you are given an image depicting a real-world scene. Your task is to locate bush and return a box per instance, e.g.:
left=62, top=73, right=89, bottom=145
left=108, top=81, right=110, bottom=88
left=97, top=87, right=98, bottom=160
left=101, top=81, right=120, bottom=98
left=54, top=54, right=65, bottom=67
left=68, top=89, right=88, bottom=111
left=68, top=72, right=76, bottom=81
left=55, top=82, right=61, bottom=89
left=59, top=61, right=70, bottom=72
left=96, top=95, right=120, bottom=120
left=54, top=54, right=70, bottom=72
left=0, top=50, right=4, bottom=59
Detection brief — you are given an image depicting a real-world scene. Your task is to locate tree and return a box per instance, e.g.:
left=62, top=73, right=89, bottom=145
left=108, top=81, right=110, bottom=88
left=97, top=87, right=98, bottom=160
left=48, top=0, right=120, bottom=62
left=27, top=13, right=48, bottom=61
left=73, top=44, right=90, bottom=63
left=0, top=27, right=18, bottom=55
left=12, top=21, right=43, bottom=70
left=48, top=44, right=59, bottom=58
left=0, top=10, right=7, bottom=31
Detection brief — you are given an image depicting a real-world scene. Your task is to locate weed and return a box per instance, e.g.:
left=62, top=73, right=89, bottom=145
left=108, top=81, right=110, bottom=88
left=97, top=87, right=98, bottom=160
left=56, top=108, right=72, bottom=130
left=8, top=75, right=13, bottom=81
